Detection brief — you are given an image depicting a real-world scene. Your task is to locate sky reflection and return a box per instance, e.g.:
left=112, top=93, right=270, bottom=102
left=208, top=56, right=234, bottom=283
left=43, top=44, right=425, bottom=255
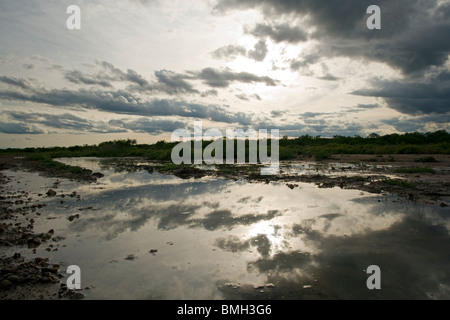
left=17, top=158, right=450, bottom=299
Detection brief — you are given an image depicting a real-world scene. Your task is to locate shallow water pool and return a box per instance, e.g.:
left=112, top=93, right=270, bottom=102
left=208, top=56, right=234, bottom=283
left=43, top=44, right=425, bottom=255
left=3, top=157, right=450, bottom=299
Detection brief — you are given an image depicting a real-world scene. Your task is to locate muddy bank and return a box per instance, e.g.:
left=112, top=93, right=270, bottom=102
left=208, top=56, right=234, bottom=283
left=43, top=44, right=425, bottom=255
left=0, top=154, right=103, bottom=182
left=102, top=154, right=450, bottom=206
left=0, top=168, right=84, bottom=299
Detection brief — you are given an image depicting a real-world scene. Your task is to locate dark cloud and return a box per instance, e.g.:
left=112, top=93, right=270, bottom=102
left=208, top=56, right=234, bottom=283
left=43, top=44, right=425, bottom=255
left=235, top=93, right=261, bottom=101
left=215, top=0, right=450, bottom=76
left=215, top=233, right=275, bottom=258
left=215, top=0, right=421, bottom=39
left=4, top=110, right=125, bottom=133
left=124, top=69, right=149, bottom=87
left=437, top=71, right=450, bottom=82
left=211, top=45, right=247, bottom=61
left=200, top=89, right=218, bottom=97
left=300, top=112, right=331, bottom=119
left=317, top=73, right=340, bottom=81
left=94, top=60, right=149, bottom=87
left=249, top=250, right=311, bottom=273
left=62, top=62, right=156, bottom=91
left=22, top=64, right=35, bottom=70
left=254, top=119, right=366, bottom=138
left=382, top=115, right=450, bottom=132
left=34, top=60, right=278, bottom=98
left=0, top=78, right=255, bottom=125
left=0, top=75, right=31, bottom=89
left=211, top=41, right=269, bottom=62
left=192, top=67, right=277, bottom=88
left=124, top=69, right=200, bottom=95
left=289, top=52, right=320, bottom=74
left=247, top=40, right=268, bottom=62
left=214, top=235, right=251, bottom=253
left=352, top=74, right=450, bottom=115
left=193, top=209, right=279, bottom=231
left=64, top=70, right=113, bottom=88
left=109, top=118, right=186, bottom=134
left=235, top=93, right=249, bottom=101
left=0, top=121, right=43, bottom=134
left=152, top=69, right=198, bottom=94
left=94, top=61, right=278, bottom=92
left=245, top=23, right=308, bottom=43
left=355, top=103, right=379, bottom=109
left=270, top=110, right=287, bottom=118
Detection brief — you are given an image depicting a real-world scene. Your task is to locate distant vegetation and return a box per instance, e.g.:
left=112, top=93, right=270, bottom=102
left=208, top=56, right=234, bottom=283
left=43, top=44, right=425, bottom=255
left=1, top=130, right=449, bottom=163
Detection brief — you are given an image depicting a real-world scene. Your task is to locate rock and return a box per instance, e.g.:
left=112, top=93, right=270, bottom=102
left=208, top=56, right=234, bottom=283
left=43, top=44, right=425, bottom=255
left=47, top=229, right=55, bottom=235
left=68, top=214, right=80, bottom=222
left=37, top=232, right=51, bottom=240
left=149, top=249, right=158, bottom=254
left=125, top=254, right=137, bottom=260
left=70, top=292, right=85, bottom=300
left=52, top=236, right=65, bottom=242
left=27, top=237, right=41, bottom=246
left=42, top=267, right=59, bottom=274
left=0, top=280, right=13, bottom=289
left=7, top=274, right=20, bottom=283
left=34, top=257, right=48, bottom=265
left=439, top=202, right=448, bottom=207
left=92, top=172, right=104, bottom=179
left=46, top=189, right=57, bottom=197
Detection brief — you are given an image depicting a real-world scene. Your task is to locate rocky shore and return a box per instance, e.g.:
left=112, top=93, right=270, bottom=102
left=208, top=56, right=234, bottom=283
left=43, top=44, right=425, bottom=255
left=0, top=157, right=95, bottom=300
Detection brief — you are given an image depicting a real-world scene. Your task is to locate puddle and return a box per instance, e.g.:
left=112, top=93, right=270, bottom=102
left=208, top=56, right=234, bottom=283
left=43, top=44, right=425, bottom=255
left=2, top=158, right=450, bottom=299
left=281, top=161, right=392, bottom=177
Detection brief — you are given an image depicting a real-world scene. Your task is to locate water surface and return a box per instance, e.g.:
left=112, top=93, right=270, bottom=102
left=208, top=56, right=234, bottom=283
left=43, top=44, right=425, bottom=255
left=3, top=157, right=450, bottom=299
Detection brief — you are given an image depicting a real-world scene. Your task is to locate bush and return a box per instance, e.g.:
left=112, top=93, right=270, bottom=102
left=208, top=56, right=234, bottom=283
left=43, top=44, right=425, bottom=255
left=313, top=149, right=332, bottom=161
left=414, top=156, right=438, bottom=163
left=383, top=179, right=416, bottom=188
left=396, top=145, right=419, bottom=154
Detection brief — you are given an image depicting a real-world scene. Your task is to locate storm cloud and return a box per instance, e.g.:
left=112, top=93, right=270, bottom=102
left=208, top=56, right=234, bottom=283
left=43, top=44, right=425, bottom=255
left=0, top=77, right=255, bottom=125
left=352, top=73, right=450, bottom=115
left=245, top=23, right=308, bottom=43
left=215, top=0, right=450, bottom=75
left=191, top=67, right=277, bottom=88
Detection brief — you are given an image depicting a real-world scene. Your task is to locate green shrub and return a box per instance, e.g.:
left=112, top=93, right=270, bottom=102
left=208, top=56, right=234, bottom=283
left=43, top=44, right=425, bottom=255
left=313, top=149, right=332, bottom=161
left=414, top=156, right=438, bottom=163
left=383, top=179, right=416, bottom=188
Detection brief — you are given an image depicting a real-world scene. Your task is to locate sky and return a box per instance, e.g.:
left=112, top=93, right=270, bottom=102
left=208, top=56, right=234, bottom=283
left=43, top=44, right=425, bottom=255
left=0, top=0, right=449, bottom=148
